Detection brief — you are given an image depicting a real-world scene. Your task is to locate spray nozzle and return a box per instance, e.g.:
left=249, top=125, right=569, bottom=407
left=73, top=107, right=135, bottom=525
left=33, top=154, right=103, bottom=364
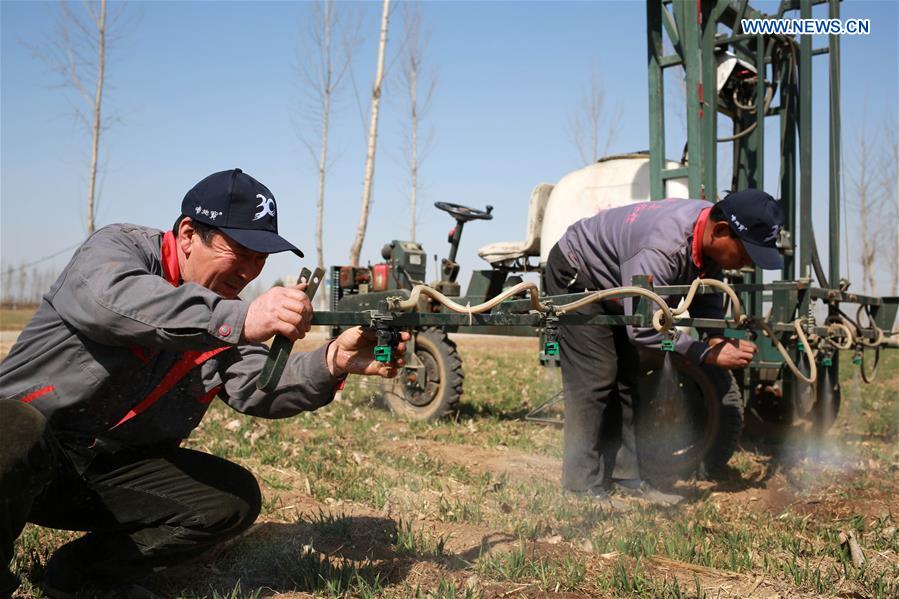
left=661, top=331, right=677, bottom=352
left=374, top=328, right=402, bottom=362
left=370, top=311, right=402, bottom=363
left=542, top=313, right=560, bottom=357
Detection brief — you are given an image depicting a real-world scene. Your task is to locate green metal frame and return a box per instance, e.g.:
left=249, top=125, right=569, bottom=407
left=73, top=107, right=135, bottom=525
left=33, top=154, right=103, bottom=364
left=642, top=0, right=887, bottom=409
left=646, top=0, right=839, bottom=279
left=312, top=280, right=886, bottom=369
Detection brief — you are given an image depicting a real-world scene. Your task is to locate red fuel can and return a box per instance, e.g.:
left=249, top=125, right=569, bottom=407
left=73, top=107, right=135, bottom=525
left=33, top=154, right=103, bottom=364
left=371, top=263, right=390, bottom=291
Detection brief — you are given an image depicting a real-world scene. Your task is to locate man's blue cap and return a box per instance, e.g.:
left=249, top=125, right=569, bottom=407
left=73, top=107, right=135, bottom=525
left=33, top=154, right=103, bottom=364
left=717, top=189, right=784, bottom=270
left=182, top=169, right=303, bottom=257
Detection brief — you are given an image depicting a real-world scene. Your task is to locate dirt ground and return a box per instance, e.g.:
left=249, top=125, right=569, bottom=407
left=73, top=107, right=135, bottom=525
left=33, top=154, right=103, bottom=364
left=4, top=328, right=898, bottom=598
left=148, top=444, right=889, bottom=599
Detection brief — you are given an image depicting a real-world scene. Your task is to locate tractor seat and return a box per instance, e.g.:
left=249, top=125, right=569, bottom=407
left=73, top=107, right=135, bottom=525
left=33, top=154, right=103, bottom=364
left=477, top=182, right=554, bottom=269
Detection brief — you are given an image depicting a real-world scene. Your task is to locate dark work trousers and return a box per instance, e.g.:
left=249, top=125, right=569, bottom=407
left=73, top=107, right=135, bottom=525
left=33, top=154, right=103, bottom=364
left=545, top=245, right=641, bottom=492
left=1, top=399, right=261, bottom=594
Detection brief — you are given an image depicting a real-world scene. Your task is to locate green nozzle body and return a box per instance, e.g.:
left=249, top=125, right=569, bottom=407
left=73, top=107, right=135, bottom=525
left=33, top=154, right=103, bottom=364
left=374, top=326, right=401, bottom=363
left=374, top=345, right=393, bottom=363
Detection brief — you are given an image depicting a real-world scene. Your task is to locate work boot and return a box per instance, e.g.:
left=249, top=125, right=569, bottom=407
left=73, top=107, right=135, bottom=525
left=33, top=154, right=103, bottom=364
left=43, top=581, right=159, bottom=599
left=565, top=487, right=631, bottom=511
left=42, top=541, right=160, bottom=599
left=1, top=569, right=20, bottom=599
left=611, top=479, right=683, bottom=507
left=41, top=552, right=84, bottom=598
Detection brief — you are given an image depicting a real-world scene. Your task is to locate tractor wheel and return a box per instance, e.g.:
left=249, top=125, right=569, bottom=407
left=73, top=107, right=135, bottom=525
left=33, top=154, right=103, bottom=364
left=635, top=351, right=743, bottom=481
left=380, top=327, right=464, bottom=420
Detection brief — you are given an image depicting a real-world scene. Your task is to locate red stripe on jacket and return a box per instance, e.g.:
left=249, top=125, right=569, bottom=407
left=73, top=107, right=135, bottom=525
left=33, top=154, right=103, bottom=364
left=20, top=386, right=55, bottom=404
left=110, top=347, right=231, bottom=430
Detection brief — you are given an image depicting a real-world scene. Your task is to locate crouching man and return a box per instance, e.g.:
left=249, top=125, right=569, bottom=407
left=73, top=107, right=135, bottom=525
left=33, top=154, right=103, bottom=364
left=0, top=169, right=407, bottom=598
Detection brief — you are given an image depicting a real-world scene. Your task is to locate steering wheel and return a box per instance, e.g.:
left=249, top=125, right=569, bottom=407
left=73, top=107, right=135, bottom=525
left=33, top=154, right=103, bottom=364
left=434, top=201, right=493, bottom=222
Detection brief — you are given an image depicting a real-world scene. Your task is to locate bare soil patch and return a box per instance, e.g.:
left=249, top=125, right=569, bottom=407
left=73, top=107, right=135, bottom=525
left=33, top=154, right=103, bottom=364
left=388, top=438, right=561, bottom=485
left=156, top=478, right=828, bottom=599
left=450, top=333, right=538, bottom=352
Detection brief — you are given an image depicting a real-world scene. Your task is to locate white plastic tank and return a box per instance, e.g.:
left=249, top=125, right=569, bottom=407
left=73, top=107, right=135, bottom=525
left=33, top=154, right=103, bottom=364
left=539, top=153, right=690, bottom=264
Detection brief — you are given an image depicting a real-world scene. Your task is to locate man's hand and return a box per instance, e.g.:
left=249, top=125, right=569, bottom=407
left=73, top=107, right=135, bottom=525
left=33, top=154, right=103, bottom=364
left=242, top=284, right=313, bottom=343
left=326, top=327, right=410, bottom=378
left=703, top=336, right=757, bottom=369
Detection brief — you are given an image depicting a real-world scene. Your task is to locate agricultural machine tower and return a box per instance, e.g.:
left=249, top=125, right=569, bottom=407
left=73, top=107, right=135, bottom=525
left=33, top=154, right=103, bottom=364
left=646, top=0, right=895, bottom=435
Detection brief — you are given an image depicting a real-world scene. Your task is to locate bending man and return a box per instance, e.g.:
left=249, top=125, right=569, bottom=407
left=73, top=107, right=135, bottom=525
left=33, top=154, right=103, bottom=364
left=545, top=189, right=784, bottom=505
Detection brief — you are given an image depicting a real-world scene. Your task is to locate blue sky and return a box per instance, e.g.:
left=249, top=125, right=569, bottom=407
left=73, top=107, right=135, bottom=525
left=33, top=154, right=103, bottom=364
left=2, top=0, right=897, bottom=295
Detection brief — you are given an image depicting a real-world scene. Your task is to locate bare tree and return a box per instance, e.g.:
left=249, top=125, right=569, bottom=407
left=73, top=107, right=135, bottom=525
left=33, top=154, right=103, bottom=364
left=397, top=2, right=436, bottom=242
left=566, top=66, right=621, bottom=166
left=16, top=263, right=28, bottom=309
left=849, top=121, right=880, bottom=295
left=1, top=265, right=14, bottom=306
left=297, top=1, right=359, bottom=277
left=882, top=121, right=898, bottom=295
left=28, top=267, right=43, bottom=305
left=349, top=0, right=391, bottom=266
left=34, top=1, right=125, bottom=235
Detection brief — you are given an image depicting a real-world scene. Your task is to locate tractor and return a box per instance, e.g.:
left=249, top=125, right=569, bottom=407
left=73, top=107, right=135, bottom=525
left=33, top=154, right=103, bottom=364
left=326, top=154, right=750, bottom=481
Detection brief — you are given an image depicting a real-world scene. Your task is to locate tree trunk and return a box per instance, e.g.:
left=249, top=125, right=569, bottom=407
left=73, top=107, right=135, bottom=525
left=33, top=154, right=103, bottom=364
left=400, top=2, right=434, bottom=245
left=859, top=191, right=874, bottom=294
left=411, top=119, right=418, bottom=241
left=300, top=0, right=357, bottom=309
left=894, top=187, right=898, bottom=295
left=349, top=0, right=390, bottom=266
left=317, top=107, right=329, bottom=274
left=316, top=1, right=333, bottom=275
left=86, top=0, right=106, bottom=236
left=568, top=67, right=616, bottom=167
left=890, top=129, right=898, bottom=295
left=856, top=132, right=876, bottom=294
left=858, top=139, right=875, bottom=293
left=410, top=55, right=418, bottom=242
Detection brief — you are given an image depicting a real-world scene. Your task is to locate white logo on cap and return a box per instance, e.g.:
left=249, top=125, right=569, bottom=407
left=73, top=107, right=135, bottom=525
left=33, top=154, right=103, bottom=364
left=254, top=194, right=276, bottom=221
left=194, top=206, right=221, bottom=220
left=730, top=214, right=748, bottom=232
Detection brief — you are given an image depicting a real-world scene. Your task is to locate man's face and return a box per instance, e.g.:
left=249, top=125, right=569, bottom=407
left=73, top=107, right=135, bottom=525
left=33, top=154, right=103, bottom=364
left=180, top=222, right=267, bottom=298
left=706, top=221, right=753, bottom=270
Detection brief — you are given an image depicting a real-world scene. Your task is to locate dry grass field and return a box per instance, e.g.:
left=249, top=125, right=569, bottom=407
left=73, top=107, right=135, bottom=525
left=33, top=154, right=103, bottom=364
left=3, top=321, right=898, bottom=598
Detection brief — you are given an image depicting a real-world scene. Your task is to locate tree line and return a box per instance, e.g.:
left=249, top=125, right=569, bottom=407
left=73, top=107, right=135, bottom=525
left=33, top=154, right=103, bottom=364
left=1, top=265, right=59, bottom=308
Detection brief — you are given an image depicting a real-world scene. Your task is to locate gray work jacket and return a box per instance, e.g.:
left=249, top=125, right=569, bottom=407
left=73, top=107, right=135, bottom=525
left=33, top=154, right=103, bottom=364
left=556, top=199, right=726, bottom=364
left=0, top=224, right=342, bottom=451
